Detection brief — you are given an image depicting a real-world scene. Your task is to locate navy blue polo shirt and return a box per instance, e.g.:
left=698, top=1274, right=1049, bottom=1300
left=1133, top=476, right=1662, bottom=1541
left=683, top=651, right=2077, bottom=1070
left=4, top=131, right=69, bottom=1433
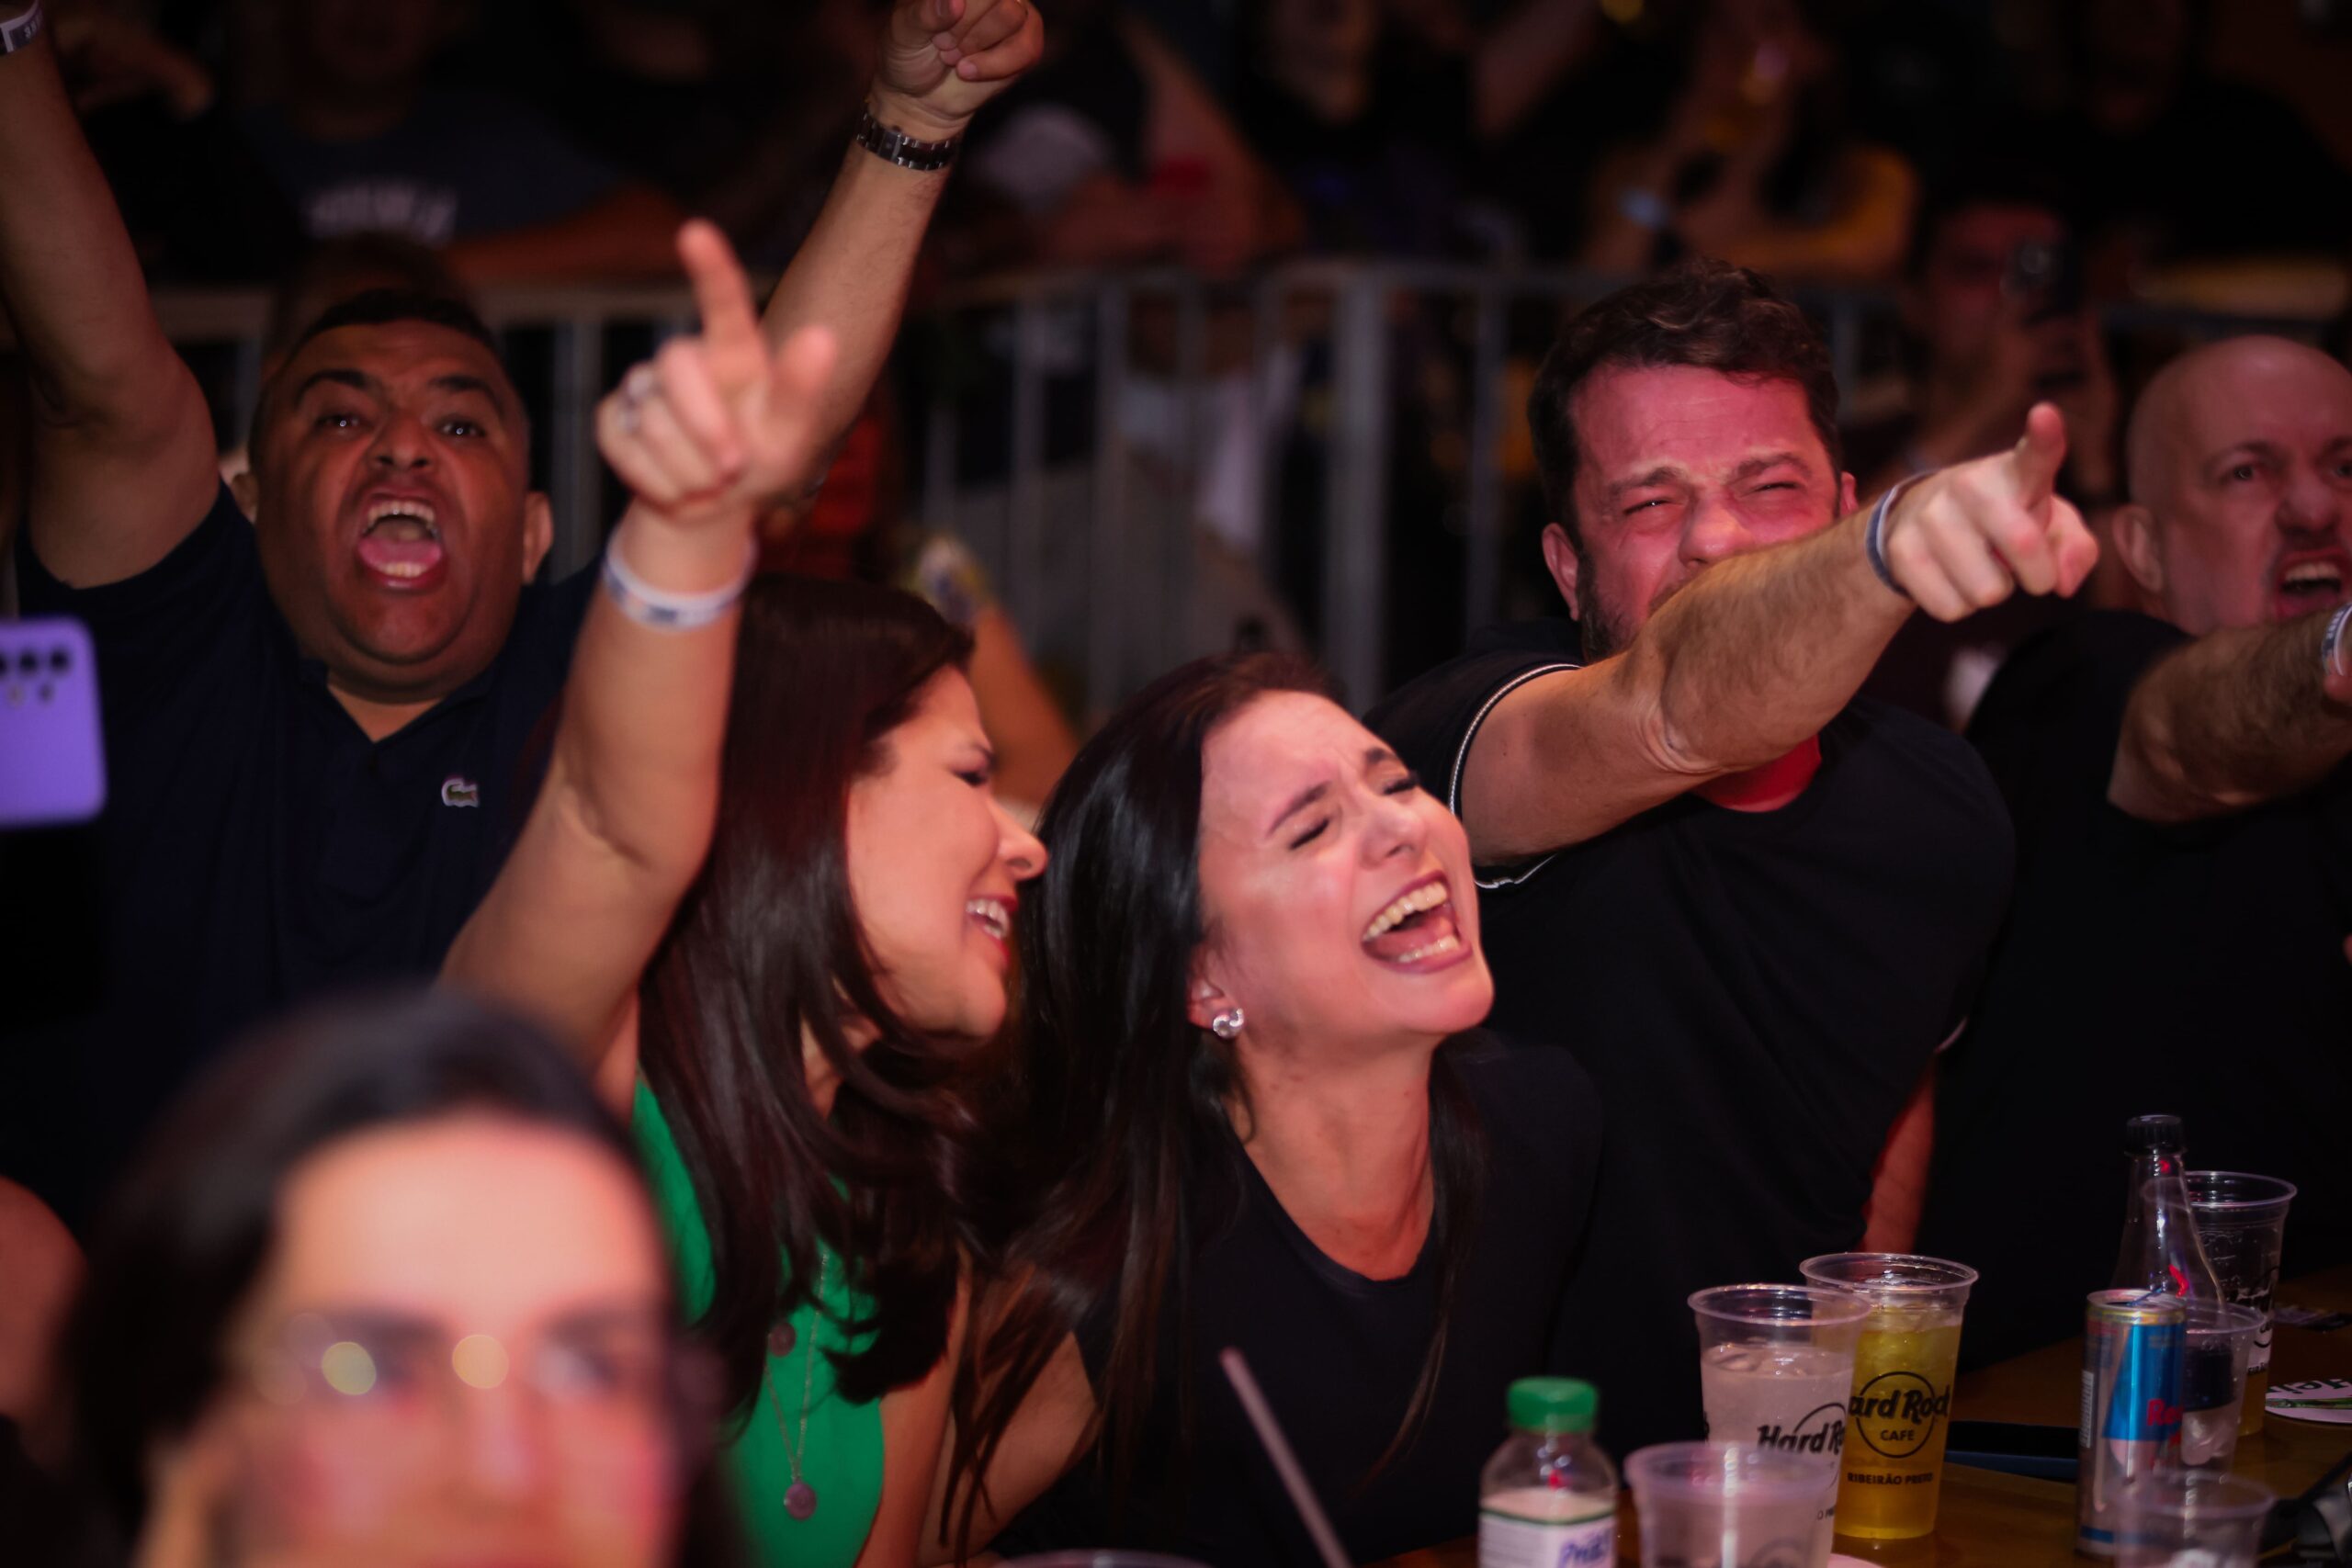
left=2, top=487, right=593, bottom=1229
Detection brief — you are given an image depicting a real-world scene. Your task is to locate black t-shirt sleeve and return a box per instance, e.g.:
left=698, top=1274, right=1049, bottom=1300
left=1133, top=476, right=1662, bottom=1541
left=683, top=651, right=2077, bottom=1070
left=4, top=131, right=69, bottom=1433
left=14, top=483, right=266, bottom=716
left=1367, top=644, right=1581, bottom=818
left=1966, top=611, right=2188, bottom=847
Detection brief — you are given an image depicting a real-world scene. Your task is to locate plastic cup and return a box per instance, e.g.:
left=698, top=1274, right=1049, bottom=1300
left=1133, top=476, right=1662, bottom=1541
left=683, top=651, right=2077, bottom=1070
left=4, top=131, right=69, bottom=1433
left=1626, top=1441, right=1841, bottom=1568
left=1798, top=1253, right=1976, bottom=1542
left=2177, top=1300, right=2263, bottom=1472
left=1690, top=1285, right=1871, bottom=1551
left=2113, top=1472, right=2277, bottom=1568
left=2184, top=1171, right=2296, bottom=1436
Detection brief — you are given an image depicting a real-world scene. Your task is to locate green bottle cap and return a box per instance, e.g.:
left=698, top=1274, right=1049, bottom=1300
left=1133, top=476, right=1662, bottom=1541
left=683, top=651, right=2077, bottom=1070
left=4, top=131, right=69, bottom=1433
left=1507, top=1376, right=1598, bottom=1434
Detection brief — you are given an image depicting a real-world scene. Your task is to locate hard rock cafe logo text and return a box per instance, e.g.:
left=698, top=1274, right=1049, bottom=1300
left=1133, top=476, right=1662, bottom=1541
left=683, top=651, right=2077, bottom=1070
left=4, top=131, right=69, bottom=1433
left=1849, top=1371, right=1952, bottom=1459
left=1748, top=1402, right=1847, bottom=1456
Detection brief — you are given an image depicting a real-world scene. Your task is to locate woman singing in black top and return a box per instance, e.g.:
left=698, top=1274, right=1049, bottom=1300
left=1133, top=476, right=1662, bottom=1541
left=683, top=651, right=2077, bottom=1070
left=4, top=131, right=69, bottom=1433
left=933, top=655, right=1602, bottom=1567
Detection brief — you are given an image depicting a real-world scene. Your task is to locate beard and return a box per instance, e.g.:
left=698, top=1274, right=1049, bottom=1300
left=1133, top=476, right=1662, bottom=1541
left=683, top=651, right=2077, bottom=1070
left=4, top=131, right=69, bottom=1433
left=1577, top=561, right=1715, bottom=663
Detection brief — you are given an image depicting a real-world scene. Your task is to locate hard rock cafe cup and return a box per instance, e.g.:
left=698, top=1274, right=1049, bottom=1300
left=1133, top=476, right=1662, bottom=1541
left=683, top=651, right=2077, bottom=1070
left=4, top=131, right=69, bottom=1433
left=1798, top=1253, right=1977, bottom=1543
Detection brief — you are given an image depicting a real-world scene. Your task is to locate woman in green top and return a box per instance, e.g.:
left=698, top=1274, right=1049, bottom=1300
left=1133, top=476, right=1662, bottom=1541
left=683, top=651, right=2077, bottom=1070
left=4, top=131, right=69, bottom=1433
left=620, top=572, right=1043, bottom=1567
left=458, top=568, right=1046, bottom=1568
left=447, top=173, right=1048, bottom=1568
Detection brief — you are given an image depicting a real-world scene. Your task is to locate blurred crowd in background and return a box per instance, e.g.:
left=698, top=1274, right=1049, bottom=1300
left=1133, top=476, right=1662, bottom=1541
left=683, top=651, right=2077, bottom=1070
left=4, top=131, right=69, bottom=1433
left=31, top=0, right=2352, bottom=729
left=51, top=0, right=2352, bottom=297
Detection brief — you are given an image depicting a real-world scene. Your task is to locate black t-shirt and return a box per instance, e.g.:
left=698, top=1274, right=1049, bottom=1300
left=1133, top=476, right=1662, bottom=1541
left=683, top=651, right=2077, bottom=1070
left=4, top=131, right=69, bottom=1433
left=1920, top=612, right=2352, bottom=1369
left=1368, top=620, right=2014, bottom=1455
left=1001, top=1042, right=1600, bottom=1567
left=2, top=490, right=593, bottom=1229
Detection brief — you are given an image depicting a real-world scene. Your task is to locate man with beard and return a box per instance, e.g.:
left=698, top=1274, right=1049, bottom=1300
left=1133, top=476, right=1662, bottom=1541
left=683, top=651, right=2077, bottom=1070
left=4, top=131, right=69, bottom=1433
left=0, top=0, right=1042, bottom=1229
left=1370, top=260, right=2094, bottom=1453
left=1922, top=336, right=2352, bottom=1368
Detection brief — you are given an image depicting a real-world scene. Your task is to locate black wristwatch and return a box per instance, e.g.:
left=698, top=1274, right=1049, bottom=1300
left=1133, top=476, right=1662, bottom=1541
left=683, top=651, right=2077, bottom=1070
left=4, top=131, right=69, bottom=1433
left=854, top=104, right=960, bottom=174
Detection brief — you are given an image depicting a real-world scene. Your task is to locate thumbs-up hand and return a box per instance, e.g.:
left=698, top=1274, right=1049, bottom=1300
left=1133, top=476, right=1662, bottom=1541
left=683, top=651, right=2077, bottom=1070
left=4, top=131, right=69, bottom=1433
left=873, top=0, right=1046, bottom=144
left=1877, top=401, right=2101, bottom=622
left=595, top=221, right=839, bottom=534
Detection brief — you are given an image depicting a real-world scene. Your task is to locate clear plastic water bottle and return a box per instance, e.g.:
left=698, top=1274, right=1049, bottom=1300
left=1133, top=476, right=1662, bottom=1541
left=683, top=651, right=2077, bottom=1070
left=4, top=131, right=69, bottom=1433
left=2109, top=1114, right=2222, bottom=1301
left=1477, top=1377, right=1618, bottom=1568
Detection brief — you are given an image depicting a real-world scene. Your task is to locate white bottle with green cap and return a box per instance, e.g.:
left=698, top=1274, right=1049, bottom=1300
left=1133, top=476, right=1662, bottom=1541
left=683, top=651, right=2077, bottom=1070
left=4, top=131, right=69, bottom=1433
left=1477, top=1377, right=1617, bottom=1568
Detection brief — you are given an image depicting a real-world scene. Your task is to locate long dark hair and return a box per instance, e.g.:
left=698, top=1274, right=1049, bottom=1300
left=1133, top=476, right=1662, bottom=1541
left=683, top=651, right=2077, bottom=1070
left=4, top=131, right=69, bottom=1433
left=948, top=653, right=1487, bottom=1547
left=637, top=574, right=977, bottom=1420
left=59, top=987, right=741, bottom=1566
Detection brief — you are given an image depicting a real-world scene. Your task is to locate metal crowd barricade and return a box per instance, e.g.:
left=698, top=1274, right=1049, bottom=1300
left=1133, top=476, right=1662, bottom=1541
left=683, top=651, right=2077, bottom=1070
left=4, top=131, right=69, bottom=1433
left=919, top=261, right=1904, bottom=712
left=152, top=265, right=2330, bottom=719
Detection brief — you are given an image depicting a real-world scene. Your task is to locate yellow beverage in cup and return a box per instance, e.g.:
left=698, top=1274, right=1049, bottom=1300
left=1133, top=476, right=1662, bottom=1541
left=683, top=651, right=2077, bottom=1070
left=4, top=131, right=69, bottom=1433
left=1801, top=1252, right=1977, bottom=1544
left=1835, top=1313, right=1963, bottom=1539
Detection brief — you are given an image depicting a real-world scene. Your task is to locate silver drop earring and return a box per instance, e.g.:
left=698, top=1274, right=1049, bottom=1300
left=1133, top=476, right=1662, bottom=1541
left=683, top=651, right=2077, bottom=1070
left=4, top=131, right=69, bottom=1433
left=1210, top=1008, right=1245, bottom=1041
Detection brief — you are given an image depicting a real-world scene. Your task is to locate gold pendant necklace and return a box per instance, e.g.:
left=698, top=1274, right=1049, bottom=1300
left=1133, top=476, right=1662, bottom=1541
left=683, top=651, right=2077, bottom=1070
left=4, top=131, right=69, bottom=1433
left=762, top=1250, right=830, bottom=1522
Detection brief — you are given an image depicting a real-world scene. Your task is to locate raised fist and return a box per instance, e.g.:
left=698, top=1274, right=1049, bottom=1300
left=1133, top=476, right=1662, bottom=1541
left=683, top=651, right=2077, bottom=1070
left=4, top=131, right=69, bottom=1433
left=873, top=0, right=1046, bottom=143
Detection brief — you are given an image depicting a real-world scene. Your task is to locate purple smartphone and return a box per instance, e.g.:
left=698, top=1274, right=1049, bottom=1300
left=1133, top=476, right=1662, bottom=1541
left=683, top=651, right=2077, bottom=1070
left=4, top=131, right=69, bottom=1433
left=0, top=616, right=106, bottom=828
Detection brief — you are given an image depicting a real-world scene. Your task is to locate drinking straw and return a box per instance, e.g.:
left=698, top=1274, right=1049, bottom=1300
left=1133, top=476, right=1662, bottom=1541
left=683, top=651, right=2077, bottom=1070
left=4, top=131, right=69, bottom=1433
left=1218, top=1347, right=1356, bottom=1568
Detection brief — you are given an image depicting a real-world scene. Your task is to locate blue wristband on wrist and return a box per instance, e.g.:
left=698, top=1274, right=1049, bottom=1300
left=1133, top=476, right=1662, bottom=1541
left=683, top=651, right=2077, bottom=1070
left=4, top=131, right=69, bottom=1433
left=2323, top=602, right=2352, bottom=682
left=1865, top=477, right=1924, bottom=601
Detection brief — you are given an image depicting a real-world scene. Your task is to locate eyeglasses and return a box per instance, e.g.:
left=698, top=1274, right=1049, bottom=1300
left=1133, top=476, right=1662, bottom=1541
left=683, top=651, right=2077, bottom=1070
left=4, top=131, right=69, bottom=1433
left=225, top=1308, right=718, bottom=1475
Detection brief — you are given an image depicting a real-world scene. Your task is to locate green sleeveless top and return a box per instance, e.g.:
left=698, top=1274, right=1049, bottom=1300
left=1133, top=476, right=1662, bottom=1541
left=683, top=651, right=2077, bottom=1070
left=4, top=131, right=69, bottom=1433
left=633, top=1082, right=884, bottom=1568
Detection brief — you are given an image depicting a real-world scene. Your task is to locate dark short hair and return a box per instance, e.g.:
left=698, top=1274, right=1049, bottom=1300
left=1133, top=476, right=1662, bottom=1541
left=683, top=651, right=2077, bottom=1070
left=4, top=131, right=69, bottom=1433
left=266, top=237, right=473, bottom=356
left=1528, top=260, right=1842, bottom=548
left=287, top=285, right=502, bottom=361
left=250, top=288, right=518, bottom=467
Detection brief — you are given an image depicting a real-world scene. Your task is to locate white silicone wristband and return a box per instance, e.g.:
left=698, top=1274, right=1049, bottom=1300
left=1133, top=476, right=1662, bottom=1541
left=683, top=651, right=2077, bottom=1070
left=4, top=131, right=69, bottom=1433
left=600, top=532, right=757, bottom=631
left=1, top=2, right=46, bottom=54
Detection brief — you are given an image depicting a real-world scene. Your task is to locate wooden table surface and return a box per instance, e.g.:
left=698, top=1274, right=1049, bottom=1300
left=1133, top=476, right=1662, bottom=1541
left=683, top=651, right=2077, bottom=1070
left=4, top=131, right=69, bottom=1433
left=1379, top=1265, right=2352, bottom=1568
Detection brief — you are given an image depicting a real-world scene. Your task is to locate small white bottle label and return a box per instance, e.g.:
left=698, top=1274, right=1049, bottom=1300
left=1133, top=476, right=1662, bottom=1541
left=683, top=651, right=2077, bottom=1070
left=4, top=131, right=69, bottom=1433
left=1478, top=1492, right=1616, bottom=1568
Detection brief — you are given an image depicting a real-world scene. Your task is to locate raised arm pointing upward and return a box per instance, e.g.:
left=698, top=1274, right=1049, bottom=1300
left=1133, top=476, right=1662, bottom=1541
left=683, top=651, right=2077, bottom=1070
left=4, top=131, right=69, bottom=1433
left=446, top=220, right=837, bottom=1065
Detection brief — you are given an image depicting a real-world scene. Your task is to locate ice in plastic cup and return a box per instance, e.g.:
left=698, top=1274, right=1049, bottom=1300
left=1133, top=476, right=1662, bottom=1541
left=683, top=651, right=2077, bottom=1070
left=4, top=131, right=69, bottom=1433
left=2177, top=1300, right=2264, bottom=1472
left=1626, top=1442, right=1840, bottom=1568
left=2184, top=1170, right=2296, bottom=1437
left=1690, top=1285, right=1871, bottom=1552
left=2114, top=1472, right=2277, bottom=1568
left=1798, top=1253, right=1977, bottom=1542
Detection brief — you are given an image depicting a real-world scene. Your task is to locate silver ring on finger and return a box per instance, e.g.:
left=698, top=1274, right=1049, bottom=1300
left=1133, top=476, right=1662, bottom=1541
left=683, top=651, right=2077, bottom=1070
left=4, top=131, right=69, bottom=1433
left=616, top=365, right=659, bottom=434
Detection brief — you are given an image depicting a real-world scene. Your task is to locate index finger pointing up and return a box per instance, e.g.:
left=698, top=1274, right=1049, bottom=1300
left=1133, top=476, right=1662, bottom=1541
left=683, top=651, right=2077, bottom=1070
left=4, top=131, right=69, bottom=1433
left=2008, top=400, right=2070, bottom=508
left=676, top=220, right=763, bottom=362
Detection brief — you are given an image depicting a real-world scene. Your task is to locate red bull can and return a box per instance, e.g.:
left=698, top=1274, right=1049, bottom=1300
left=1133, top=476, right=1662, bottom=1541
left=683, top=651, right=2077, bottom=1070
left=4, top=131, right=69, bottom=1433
left=2077, top=1290, right=2185, bottom=1557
